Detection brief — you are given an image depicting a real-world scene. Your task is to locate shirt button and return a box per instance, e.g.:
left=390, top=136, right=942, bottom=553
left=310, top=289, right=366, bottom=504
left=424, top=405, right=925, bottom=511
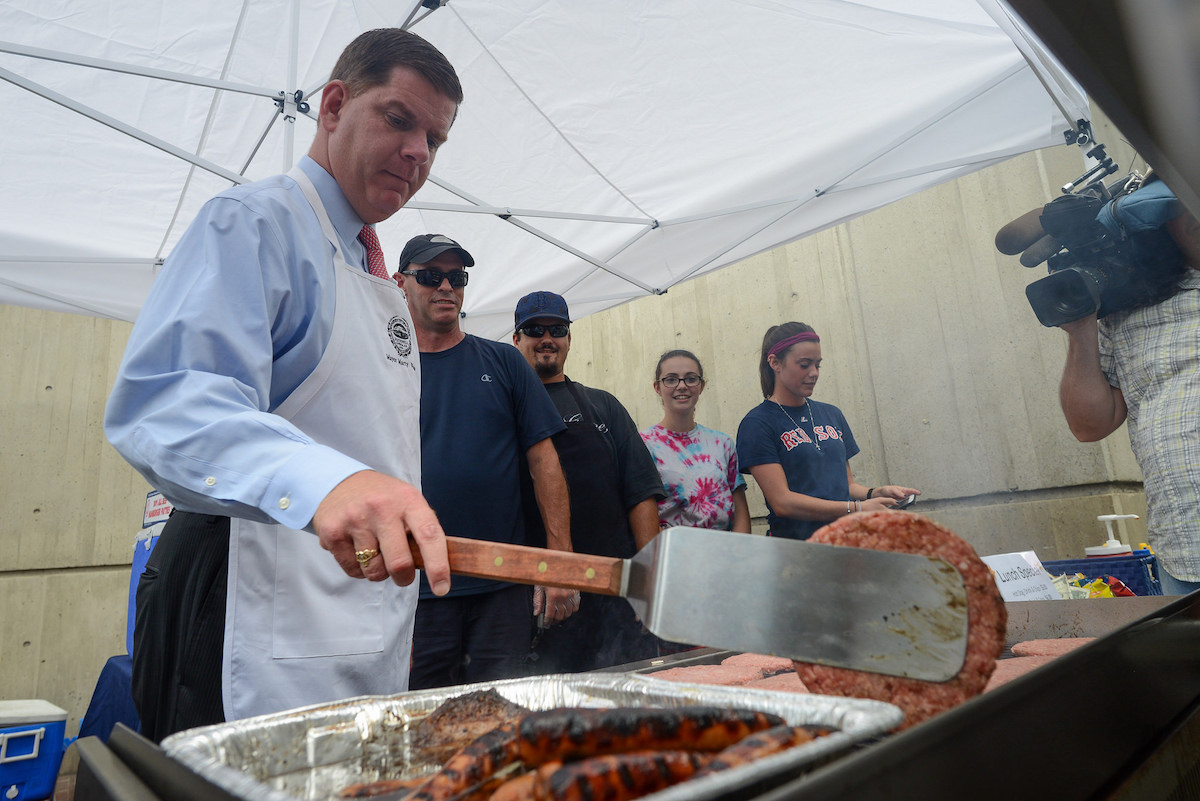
left=204, top=476, right=217, bottom=486
left=279, top=497, right=291, bottom=510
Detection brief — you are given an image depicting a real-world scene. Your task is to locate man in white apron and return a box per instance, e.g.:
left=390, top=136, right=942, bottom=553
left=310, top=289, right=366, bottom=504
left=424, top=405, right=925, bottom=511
left=104, top=29, right=462, bottom=741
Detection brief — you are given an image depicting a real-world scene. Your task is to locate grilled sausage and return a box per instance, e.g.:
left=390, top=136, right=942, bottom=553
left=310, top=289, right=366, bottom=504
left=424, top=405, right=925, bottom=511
left=486, top=764, right=556, bottom=801
left=339, top=776, right=425, bottom=798
left=409, top=723, right=521, bottom=801
left=692, top=725, right=828, bottom=777
left=516, top=706, right=784, bottom=766
left=541, top=751, right=708, bottom=801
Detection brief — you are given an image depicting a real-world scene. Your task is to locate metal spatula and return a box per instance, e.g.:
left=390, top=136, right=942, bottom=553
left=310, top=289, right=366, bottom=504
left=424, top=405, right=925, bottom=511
left=413, top=526, right=968, bottom=682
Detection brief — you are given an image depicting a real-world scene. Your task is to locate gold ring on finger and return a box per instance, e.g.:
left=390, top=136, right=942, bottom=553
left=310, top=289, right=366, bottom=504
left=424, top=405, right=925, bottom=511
left=355, top=548, right=380, bottom=567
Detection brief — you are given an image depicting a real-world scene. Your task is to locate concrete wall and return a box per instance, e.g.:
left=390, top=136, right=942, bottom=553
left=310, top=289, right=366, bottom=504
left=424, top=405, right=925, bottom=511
left=0, top=112, right=1149, bottom=765
left=1, top=307, right=142, bottom=770
left=561, top=113, right=1148, bottom=559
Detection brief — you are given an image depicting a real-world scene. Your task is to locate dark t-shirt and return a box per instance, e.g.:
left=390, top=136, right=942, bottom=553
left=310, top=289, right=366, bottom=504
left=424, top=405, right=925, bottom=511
left=522, top=380, right=664, bottom=550
left=418, top=335, right=564, bottom=598
left=736, top=399, right=859, bottom=540
left=544, top=380, right=664, bottom=511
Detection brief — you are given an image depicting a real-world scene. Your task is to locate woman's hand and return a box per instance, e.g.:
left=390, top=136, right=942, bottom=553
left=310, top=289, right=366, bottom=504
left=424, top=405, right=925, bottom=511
left=868, top=484, right=921, bottom=503
left=861, top=496, right=897, bottom=512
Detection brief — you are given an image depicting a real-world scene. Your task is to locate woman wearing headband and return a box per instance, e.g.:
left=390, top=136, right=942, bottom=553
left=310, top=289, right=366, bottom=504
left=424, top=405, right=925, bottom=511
left=641, top=349, right=751, bottom=534
left=736, top=322, right=919, bottom=539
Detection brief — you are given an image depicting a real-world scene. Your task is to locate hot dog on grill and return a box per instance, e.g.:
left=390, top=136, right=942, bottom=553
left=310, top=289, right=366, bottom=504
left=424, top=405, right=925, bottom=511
left=499, top=751, right=707, bottom=801
left=486, top=764, right=556, bottom=801
left=692, top=725, right=827, bottom=778
left=339, top=776, right=425, bottom=798
left=357, top=705, right=794, bottom=801
left=408, top=723, right=520, bottom=801
left=516, top=706, right=784, bottom=766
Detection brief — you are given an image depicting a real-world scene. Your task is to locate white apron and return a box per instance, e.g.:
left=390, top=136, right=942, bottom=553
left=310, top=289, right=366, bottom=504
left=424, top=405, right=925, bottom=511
left=223, top=168, right=422, bottom=721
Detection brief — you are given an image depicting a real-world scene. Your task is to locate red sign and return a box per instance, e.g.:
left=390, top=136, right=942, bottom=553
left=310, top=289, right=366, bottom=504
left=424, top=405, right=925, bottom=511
left=143, top=490, right=174, bottom=528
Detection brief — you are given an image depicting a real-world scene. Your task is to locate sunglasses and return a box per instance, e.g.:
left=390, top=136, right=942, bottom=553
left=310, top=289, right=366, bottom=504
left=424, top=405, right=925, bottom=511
left=399, top=268, right=469, bottom=288
left=658, top=374, right=703, bottom=388
left=518, top=323, right=570, bottom=338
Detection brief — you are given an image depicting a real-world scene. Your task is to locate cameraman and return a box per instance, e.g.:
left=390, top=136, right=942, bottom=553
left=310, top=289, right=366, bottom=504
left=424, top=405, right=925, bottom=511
left=1058, top=187, right=1200, bottom=595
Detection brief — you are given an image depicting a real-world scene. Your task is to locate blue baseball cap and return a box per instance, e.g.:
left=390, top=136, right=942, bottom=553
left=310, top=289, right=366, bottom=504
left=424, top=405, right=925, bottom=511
left=514, top=291, right=571, bottom=330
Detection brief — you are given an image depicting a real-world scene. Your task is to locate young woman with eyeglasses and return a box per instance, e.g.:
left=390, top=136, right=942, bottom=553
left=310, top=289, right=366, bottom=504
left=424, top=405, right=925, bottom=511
left=640, top=350, right=751, bottom=534
left=736, top=323, right=919, bottom=540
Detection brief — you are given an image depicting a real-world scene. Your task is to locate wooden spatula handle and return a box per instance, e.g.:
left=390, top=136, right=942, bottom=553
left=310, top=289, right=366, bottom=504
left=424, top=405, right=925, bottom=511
left=410, top=536, right=625, bottom=595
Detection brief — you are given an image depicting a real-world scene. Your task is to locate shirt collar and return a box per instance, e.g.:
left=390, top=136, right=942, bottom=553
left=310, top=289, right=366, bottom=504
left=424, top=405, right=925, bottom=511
left=296, top=156, right=367, bottom=254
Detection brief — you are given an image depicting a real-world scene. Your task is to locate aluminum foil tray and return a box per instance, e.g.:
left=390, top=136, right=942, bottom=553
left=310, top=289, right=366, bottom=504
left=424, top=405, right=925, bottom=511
left=162, top=672, right=902, bottom=801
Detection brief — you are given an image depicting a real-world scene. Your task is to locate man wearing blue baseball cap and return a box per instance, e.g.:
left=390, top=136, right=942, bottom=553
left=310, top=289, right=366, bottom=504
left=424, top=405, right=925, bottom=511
left=513, top=291, right=664, bottom=671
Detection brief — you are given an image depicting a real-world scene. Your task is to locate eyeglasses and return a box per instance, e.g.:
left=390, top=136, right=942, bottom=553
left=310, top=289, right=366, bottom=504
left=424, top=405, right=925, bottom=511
left=658, top=374, right=703, bottom=388
left=518, top=323, right=570, bottom=338
left=399, top=268, right=469, bottom=288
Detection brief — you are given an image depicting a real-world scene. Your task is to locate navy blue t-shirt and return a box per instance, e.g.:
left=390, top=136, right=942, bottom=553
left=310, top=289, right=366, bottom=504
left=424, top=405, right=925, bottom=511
left=418, top=335, right=564, bottom=597
left=736, top=399, right=859, bottom=540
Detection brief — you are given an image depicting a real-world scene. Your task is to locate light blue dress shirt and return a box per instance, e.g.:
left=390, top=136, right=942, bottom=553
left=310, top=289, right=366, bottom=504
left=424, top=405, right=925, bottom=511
left=105, top=157, right=382, bottom=530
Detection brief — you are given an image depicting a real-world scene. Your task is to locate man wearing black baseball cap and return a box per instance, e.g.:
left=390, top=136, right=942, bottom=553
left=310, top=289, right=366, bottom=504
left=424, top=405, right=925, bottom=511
left=397, top=238, right=576, bottom=690
left=513, top=291, right=664, bottom=672
left=395, top=233, right=475, bottom=275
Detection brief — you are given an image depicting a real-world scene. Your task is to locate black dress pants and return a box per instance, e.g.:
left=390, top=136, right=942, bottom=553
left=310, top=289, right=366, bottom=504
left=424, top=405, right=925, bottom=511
left=131, top=511, right=229, bottom=742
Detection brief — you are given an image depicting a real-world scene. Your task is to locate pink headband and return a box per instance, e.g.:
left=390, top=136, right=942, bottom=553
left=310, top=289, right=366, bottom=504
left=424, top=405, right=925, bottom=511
left=768, top=331, right=820, bottom=358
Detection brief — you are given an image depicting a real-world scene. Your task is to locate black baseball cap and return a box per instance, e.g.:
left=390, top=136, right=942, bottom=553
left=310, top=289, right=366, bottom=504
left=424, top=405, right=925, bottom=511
left=397, top=234, right=475, bottom=270
left=514, top=291, right=571, bottom=330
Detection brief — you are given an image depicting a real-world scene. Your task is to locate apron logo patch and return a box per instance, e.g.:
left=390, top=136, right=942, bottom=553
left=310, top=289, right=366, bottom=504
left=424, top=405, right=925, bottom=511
left=388, top=315, right=413, bottom=358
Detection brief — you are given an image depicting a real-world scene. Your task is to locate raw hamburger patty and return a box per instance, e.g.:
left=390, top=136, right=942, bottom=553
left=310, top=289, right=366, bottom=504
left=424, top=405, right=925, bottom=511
left=793, top=511, right=1006, bottom=730
left=650, top=654, right=797, bottom=687
left=1010, top=637, right=1095, bottom=657
left=745, top=671, right=810, bottom=693
left=720, top=653, right=795, bottom=676
left=983, top=654, right=1057, bottom=691
left=649, top=663, right=767, bottom=686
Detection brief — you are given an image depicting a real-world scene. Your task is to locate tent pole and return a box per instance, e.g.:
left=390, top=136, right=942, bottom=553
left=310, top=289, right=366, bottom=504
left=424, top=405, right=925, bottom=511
left=499, top=216, right=658, bottom=295
left=976, top=0, right=1087, bottom=133
left=0, top=40, right=276, bottom=98
left=0, top=262, right=158, bottom=320
left=0, top=65, right=245, bottom=185
left=402, top=1, right=439, bottom=30
left=418, top=177, right=658, bottom=293
left=407, top=200, right=650, bottom=226
left=283, top=0, right=301, bottom=170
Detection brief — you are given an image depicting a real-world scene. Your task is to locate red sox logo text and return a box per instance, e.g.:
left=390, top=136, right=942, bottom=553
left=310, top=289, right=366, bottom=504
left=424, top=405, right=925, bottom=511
left=780, top=425, right=841, bottom=451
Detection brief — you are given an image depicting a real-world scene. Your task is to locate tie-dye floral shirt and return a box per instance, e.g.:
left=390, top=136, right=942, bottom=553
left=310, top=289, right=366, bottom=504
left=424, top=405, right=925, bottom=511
left=640, top=423, right=746, bottom=530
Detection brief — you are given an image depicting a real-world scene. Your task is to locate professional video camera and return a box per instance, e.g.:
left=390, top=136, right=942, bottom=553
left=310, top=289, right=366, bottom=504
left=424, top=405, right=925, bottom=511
left=995, top=129, right=1187, bottom=327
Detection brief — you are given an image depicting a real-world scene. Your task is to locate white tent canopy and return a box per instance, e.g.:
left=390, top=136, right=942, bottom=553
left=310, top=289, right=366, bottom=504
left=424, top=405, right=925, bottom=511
left=0, top=0, right=1085, bottom=339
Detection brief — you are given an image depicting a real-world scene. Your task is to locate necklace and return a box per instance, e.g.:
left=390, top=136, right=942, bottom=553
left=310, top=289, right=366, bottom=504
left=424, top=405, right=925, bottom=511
left=774, top=400, right=821, bottom=451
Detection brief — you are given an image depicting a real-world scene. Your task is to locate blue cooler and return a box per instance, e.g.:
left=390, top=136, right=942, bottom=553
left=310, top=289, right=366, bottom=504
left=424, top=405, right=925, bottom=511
left=1041, top=551, right=1162, bottom=596
left=0, top=700, right=67, bottom=801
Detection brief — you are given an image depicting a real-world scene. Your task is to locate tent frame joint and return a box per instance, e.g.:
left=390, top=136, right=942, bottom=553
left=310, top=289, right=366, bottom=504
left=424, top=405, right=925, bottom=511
left=274, top=90, right=311, bottom=123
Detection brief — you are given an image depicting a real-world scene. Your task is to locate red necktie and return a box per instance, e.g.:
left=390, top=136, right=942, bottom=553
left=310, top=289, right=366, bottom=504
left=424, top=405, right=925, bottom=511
left=358, top=225, right=390, bottom=280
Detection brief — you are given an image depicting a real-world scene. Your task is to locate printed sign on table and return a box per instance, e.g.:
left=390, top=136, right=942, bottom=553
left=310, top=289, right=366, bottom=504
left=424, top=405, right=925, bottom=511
left=980, top=551, right=1061, bottom=601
